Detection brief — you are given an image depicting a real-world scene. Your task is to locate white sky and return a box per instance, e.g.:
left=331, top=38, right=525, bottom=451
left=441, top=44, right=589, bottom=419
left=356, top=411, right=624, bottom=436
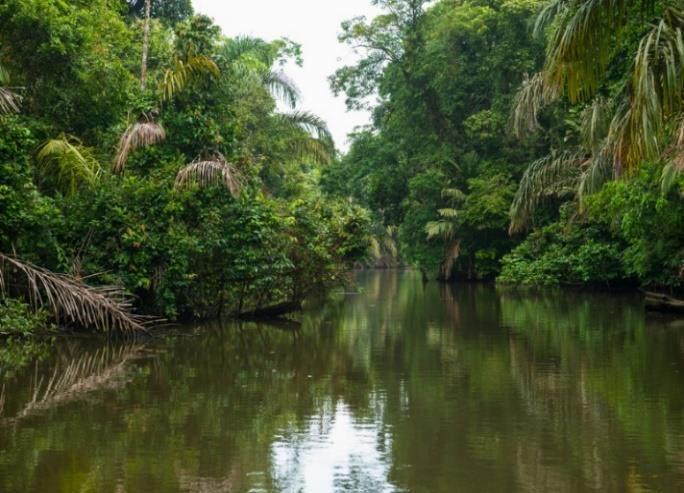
left=192, top=0, right=381, bottom=150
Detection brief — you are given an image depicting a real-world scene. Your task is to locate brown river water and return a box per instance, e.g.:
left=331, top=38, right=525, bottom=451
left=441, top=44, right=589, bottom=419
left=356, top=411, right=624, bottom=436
left=1, top=270, right=684, bottom=492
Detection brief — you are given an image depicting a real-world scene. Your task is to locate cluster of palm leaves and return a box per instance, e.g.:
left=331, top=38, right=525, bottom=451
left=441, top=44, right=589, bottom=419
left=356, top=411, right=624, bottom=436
left=509, top=0, right=684, bottom=232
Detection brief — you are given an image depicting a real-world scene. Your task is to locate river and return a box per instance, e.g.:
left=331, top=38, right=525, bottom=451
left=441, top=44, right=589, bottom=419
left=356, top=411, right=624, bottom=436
left=1, top=270, right=684, bottom=492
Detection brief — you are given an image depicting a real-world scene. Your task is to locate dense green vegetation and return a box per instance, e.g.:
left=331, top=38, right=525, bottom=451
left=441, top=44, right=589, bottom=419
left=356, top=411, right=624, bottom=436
left=324, top=0, right=683, bottom=287
left=1, top=0, right=684, bottom=334
left=0, top=0, right=371, bottom=331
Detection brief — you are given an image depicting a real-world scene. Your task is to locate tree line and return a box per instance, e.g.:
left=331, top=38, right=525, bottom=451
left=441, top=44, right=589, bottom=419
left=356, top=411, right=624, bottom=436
left=0, top=0, right=371, bottom=333
left=324, top=0, right=683, bottom=288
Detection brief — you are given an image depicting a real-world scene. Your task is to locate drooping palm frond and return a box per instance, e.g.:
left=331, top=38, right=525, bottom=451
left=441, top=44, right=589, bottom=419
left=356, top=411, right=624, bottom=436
left=280, top=111, right=333, bottom=142
left=661, top=114, right=684, bottom=193
left=509, top=150, right=584, bottom=233
left=114, top=120, right=166, bottom=173
left=580, top=96, right=612, bottom=154
left=611, top=8, right=684, bottom=169
left=0, top=87, right=20, bottom=114
left=0, top=253, right=149, bottom=333
left=278, top=111, right=335, bottom=164
left=661, top=161, right=683, bottom=194
left=288, top=136, right=333, bottom=165
left=0, top=62, right=21, bottom=114
left=543, top=0, right=640, bottom=102
left=441, top=187, right=466, bottom=202
left=425, top=219, right=456, bottom=240
left=426, top=208, right=459, bottom=240
left=510, top=72, right=559, bottom=137
left=533, top=0, right=571, bottom=36
left=174, top=154, right=242, bottom=197
left=35, top=136, right=100, bottom=195
left=160, top=54, right=220, bottom=102
left=264, top=70, right=300, bottom=108
left=578, top=148, right=614, bottom=204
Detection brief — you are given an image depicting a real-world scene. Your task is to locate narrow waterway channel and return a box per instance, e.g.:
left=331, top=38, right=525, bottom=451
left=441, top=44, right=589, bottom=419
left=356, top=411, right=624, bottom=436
left=1, top=270, right=684, bottom=492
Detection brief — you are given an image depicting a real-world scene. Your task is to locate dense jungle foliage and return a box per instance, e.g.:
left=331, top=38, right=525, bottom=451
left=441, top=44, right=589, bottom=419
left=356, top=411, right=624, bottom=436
left=324, top=0, right=684, bottom=287
left=2, top=0, right=684, bottom=333
left=0, top=0, right=371, bottom=331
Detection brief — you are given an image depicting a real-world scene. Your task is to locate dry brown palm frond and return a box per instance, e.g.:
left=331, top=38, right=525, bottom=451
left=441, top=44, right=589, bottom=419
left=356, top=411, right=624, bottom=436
left=0, top=86, right=20, bottom=114
left=174, top=154, right=242, bottom=197
left=114, top=120, right=166, bottom=173
left=0, top=62, right=21, bottom=114
left=0, top=253, right=150, bottom=333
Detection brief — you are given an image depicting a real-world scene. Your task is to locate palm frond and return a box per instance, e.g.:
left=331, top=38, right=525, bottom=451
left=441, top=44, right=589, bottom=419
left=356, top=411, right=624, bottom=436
left=114, top=120, right=166, bottom=173
left=0, top=253, right=149, bottom=333
left=438, top=208, right=459, bottom=218
left=0, top=62, right=20, bottom=114
left=36, top=136, right=100, bottom=195
left=543, top=0, right=638, bottom=102
left=425, top=219, right=456, bottom=240
left=534, top=0, right=571, bottom=37
left=221, top=36, right=274, bottom=65
left=611, top=8, right=684, bottom=169
left=661, top=115, right=684, bottom=193
left=264, top=70, right=300, bottom=108
left=441, top=187, right=466, bottom=202
left=174, top=154, right=242, bottom=197
left=280, top=111, right=333, bottom=142
left=288, top=136, right=333, bottom=165
left=578, top=149, right=614, bottom=205
left=510, top=72, right=558, bottom=137
left=661, top=161, right=683, bottom=194
left=0, top=87, right=20, bottom=114
left=509, top=150, right=584, bottom=234
left=160, top=54, right=220, bottom=102
left=580, top=96, right=612, bottom=154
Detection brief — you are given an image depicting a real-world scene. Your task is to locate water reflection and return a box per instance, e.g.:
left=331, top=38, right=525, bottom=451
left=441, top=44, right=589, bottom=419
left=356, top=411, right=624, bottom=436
left=1, top=271, right=684, bottom=492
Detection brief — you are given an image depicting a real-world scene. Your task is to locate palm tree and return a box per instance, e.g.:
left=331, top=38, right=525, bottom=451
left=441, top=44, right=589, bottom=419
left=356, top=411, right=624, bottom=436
left=424, top=187, right=466, bottom=280
left=114, top=52, right=219, bottom=173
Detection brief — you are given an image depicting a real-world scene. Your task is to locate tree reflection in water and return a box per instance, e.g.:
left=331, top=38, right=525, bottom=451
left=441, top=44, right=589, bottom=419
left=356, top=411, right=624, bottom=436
left=1, top=271, right=684, bottom=492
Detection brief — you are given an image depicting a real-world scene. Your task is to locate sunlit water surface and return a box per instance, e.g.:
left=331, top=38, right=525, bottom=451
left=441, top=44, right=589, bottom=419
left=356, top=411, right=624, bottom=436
left=2, top=271, right=684, bottom=492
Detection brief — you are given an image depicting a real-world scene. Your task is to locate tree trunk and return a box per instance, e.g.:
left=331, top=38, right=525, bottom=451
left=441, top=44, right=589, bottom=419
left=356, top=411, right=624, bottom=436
left=140, top=0, right=152, bottom=89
